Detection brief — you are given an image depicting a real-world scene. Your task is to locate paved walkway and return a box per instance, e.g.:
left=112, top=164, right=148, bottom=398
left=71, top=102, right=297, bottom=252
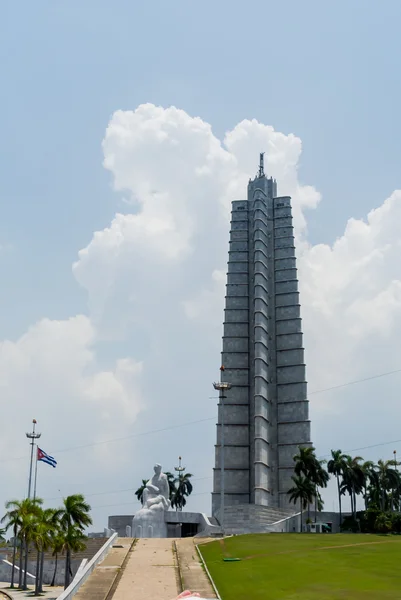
left=1, top=537, right=219, bottom=600
left=175, top=539, right=217, bottom=599
left=111, top=539, right=179, bottom=600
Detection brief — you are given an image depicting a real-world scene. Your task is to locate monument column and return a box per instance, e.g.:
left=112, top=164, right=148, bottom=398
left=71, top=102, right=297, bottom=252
left=212, top=156, right=311, bottom=518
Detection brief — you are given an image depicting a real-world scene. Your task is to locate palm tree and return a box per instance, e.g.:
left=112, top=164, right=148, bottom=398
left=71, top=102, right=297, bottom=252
left=293, top=446, right=319, bottom=478
left=390, top=469, right=401, bottom=511
left=374, top=459, right=400, bottom=512
left=1, top=500, right=24, bottom=588
left=135, top=480, right=149, bottom=505
left=313, top=460, right=329, bottom=522
left=20, top=511, right=39, bottom=590
left=327, top=450, right=349, bottom=526
left=315, top=490, right=324, bottom=512
left=33, top=508, right=61, bottom=595
left=287, top=475, right=315, bottom=532
left=32, top=511, right=48, bottom=596
left=361, top=460, right=375, bottom=510
left=59, top=495, right=92, bottom=589
left=3, top=498, right=43, bottom=590
left=341, top=456, right=365, bottom=521
left=164, top=472, right=178, bottom=501
left=61, top=526, right=87, bottom=587
left=171, top=473, right=193, bottom=511
left=50, top=532, right=65, bottom=586
left=293, top=446, right=328, bottom=521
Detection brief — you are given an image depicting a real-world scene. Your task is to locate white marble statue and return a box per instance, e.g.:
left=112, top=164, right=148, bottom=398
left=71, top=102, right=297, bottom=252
left=132, top=463, right=171, bottom=538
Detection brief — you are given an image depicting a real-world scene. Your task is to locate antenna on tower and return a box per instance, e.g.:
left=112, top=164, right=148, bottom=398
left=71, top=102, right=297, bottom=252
left=258, top=152, right=265, bottom=178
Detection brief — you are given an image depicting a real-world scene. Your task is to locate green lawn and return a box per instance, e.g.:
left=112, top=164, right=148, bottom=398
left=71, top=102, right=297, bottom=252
left=200, top=533, right=401, bottom=600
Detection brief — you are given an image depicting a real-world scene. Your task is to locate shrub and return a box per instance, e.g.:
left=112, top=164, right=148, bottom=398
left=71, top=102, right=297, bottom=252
left=340, top=515, right=359, bottom=533
left=374, top=513, right=392, bottom=534
left=391, top=513, right=401, bottom=534
left=361, top=508, right=380, bottom=533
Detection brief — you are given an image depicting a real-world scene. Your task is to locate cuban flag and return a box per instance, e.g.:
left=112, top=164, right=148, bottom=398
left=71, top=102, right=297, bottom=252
left=37, top=447, right=57, bottom=468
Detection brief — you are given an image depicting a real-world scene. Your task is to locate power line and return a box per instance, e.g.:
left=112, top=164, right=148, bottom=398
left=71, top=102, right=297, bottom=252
left=0, top=417, right=216, bottom=464
left=90, top=491, right=210, bottom=511
left=319, top=437, right=401, bottom=460
left=42, top=476, right=213, bottom=502
left=309, top=367, right=401, bottom=396
left=44, top=438, right=401, bottom=505
left=89, top=438, right=401, bottom=509
left=3, top=366, right=401, bottom=466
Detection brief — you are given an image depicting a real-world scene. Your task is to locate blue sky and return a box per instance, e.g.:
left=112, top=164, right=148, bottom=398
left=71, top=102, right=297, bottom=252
left=1, top=0, right=401, bottom=527
left=2, top=0, right=401, bottom=333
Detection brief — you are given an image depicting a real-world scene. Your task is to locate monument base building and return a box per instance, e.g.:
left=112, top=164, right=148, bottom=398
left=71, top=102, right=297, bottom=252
left=212, top=156, right=312, bottom=520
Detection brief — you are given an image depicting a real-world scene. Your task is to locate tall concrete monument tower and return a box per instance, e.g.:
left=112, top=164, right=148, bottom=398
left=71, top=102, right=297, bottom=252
left=212, top=155, right=311, bottom=517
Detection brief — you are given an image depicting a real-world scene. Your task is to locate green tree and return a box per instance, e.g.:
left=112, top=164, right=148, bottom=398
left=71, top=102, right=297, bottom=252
left=20, top=511, right=40, bottom=590
left=59, top=495, right=92, bottom=589
left=293, top=446, right=318, bottom=478
left=374, top=512, right=392, bottom=534
left=313, top=461, right=329, bottom=522
left=33, top=508, right=61, bottom=595
left=50, top=532, right=65, bottom=586
left=327, top=449, right=349, bottom=526
left=60, top=527, right=87, bottom=587
left=287, top=475, right=315, bottom=532
left=391, top=512, right=401, bottom=533
left=164, top=472, right=178, bottom=501
left=361, top=460, right=375, bottom=510
left=341, top=456, right=365, bottom=521
left=3, top=498, right=43, bottom=590
left=171, top=473, right=193, bottom=511
left=135, top=480, right=149, bottom=505
left=373, top=459, right=401, bottom=512
left=293, top=446, right=328, bottom=521
left=1, top=500, right=24, bottom=589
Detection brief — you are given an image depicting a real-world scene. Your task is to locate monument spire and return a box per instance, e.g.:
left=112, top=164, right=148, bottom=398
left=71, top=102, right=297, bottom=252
left=258, top=152, right=265, bottom=178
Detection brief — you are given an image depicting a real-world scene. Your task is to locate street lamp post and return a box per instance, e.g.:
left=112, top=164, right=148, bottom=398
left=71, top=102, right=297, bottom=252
left=26, top=420, right=41, bottom=499
left=174, top=456, right=185, bottom=478
left=213, top=378, right=231, bottom=535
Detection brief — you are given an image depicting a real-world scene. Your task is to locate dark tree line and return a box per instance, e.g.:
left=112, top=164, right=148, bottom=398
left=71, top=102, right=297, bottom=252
left=288, top=446, right=401, bottom=533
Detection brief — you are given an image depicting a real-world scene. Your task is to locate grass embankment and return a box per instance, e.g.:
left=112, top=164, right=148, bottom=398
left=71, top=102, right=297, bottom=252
left=200, top=533, right=401, bottom=599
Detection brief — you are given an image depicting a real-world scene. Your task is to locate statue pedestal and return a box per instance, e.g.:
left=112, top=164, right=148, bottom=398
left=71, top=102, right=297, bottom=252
left=132, top=505, right=168, bottom=538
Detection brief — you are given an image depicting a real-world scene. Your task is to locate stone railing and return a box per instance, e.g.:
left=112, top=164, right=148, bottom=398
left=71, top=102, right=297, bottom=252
left=57, top=532, right=118, bottom=600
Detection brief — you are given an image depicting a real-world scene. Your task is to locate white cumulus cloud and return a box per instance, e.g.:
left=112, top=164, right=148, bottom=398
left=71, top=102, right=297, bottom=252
left=72, top=103, right=401, bottom=515
left=2, top=103, right=401, bottom=525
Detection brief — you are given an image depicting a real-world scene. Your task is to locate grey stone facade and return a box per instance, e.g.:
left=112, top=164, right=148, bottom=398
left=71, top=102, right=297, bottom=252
left=212, top=162, right=311, bottom=516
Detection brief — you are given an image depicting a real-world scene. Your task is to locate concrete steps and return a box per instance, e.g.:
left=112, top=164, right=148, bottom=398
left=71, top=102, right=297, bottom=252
left=215, top=504, right=297, bottom=534
left=42, top=537, right=109, bottom=561
left=72, top=539, right=133, bottom=600
left=221, top=505, right=295, bottom=522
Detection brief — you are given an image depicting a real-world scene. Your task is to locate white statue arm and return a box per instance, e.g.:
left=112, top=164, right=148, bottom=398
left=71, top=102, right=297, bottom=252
left=146, top=483, right=160, bottom=493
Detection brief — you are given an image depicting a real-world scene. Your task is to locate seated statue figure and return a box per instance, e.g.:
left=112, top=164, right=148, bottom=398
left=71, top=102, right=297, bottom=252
left=132, top=464, right=171, bottom=538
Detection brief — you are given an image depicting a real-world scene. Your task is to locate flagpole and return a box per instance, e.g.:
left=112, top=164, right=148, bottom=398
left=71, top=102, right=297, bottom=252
left=33, top=444, right=39, bottom=500
left=26, top=419, right=41, bottom=499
